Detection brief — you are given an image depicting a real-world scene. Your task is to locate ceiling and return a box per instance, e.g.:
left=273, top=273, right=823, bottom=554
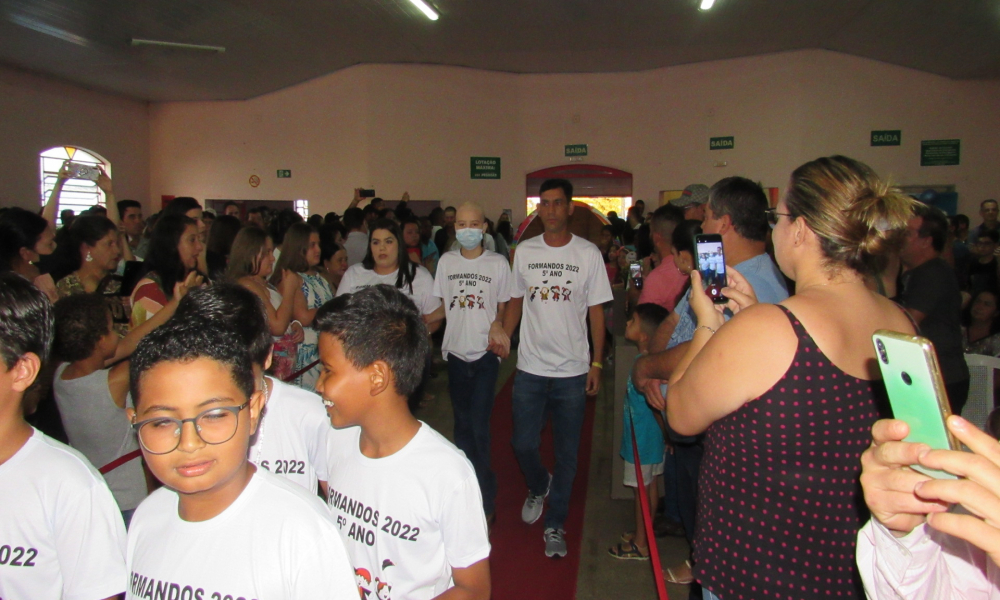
left=1, top=0, right=999, bottom=102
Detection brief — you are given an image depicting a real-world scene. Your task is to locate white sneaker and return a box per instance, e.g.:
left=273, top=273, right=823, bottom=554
left=544, top=528, right=567, bottom=558
left=521, top=473, right=552, bottom=524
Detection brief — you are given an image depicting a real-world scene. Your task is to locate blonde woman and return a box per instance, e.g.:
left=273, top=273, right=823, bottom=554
left=227, top=226, right=303, bottom=381
left=651, top=157, right=916, bottom=600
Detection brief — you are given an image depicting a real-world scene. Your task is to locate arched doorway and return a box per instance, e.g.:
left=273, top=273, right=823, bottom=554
left=519, top=164, right=632, bottom=245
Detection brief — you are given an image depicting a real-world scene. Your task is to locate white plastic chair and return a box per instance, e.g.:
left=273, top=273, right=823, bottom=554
left=963, top=354, right=1000, bottom=432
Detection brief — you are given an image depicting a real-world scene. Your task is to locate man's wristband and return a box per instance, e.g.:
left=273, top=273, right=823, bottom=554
left=591, top=361, right=603, bottom=369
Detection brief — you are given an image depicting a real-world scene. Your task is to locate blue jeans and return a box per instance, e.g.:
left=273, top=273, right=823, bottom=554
left=447, top=352, right=501, bottom=516
left=511, top=370, right=588, bottom=530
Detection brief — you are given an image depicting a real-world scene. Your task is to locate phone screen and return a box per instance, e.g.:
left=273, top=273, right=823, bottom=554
left=629, top=262, right=642, bottom=290
left=695, top=235, right=727, bottom=304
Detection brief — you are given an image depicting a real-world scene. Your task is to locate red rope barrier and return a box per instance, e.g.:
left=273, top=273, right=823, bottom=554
left=629, top=405, right=670, bottom=600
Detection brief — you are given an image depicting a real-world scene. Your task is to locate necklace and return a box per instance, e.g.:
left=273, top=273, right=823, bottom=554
left=252, top=376, right=272, bottom=465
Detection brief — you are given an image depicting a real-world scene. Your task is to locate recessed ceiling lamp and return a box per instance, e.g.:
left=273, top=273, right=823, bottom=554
left=407, top=0, right=440, bottom=20
left=700, top=0, right=716, bottom=10
left=130, top=38, right=226, bottom=53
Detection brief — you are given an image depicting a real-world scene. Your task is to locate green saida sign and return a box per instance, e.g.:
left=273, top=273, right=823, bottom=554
left=565, top=144, right=588, bottom=157
left=710, top=136, right=734, bottom=150
left=470, top=157, right=501, bottom=179
left=871, top=130, right=901, bottom=146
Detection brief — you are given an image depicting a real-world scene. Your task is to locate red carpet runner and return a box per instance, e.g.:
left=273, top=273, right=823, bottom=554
left=489, top=373, right=597, bottom=600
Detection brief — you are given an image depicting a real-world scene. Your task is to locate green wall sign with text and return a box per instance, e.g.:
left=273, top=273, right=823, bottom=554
left=871, top=130, right=901, bottom=146
left=710, top=136, right=734, bottom=150
left=470, top=157, right=501, bottom=179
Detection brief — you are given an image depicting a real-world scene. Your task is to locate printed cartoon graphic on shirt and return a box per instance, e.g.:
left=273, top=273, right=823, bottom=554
left=526, top=261, right=579, bottom=303
left=446, top=272, right=494, bottom=312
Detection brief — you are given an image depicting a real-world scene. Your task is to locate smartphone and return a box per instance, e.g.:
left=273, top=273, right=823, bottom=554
left=360, top=189, right=376, bottom=198
left=629, top=262, right=643, bottom=290
left=694, top=234, right=727, bottom=304
left=65, top=162, right=101, bottom=181
left=872, top=329, right=960, bottom=479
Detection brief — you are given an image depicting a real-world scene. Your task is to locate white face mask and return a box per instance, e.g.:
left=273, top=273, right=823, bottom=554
left=456, top=228, right=484, bottom=249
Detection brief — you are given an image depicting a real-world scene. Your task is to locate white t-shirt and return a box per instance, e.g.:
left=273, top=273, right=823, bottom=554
left=433, top=249, right=512, bottom=362
left=511, top=234, right=614, bottom=377
left=337, top=263, right=441, bottom=316
left=126, top=469, right=356, bottom=600
left=326, top=423, right=490, bottom=600
left=248, top=378, right=331, bottom=493
left=344, top=231, right=369, bottom=266
left=0, top=428, right=127, bottom=600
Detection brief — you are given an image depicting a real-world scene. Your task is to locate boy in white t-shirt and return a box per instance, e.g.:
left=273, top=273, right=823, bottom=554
left=172, top=284, right=331, bottom=497
left=0, top=272, right=127, bottom=600
left=433, top=202, right=512, bottom=525
left=123, top=317, right=356, bottom=599
left=502, top=178, right=614, bottom=558
left=316, top=285, right=491, bottom=600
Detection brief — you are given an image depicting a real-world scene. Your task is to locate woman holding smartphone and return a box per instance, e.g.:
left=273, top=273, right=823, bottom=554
left=658, top=157, right=917, bottom=600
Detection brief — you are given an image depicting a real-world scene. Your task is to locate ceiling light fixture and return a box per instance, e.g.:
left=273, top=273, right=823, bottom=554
left=130, top=38, right=226, bottom=53
left=407, top=0, right=440, bottom=21
left=700, top=0, right=716, bottom=10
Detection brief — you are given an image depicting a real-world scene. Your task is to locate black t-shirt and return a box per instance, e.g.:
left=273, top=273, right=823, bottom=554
left=967, top=257, right=998, bottom=297
left=899, top=257, right=969, bottom=383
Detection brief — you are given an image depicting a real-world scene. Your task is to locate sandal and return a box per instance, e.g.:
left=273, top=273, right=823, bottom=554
left=619, top=530, right=636, bottom=543
left=663, top=560, right=694, bottom=585
left=608, top=540, right=650, bottom=561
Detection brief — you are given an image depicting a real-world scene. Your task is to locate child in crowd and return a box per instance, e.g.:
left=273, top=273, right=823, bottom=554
left=317, top=285, right=491, bottom=600
left=172, top=283, right=331, bottom=497
left=52, top=293, right=149, bottom=527
left=608, top=303, right=670, bottom=561
left=124, top=317, right=355, bottom=598
left=0, top=272, right=127, bottom=599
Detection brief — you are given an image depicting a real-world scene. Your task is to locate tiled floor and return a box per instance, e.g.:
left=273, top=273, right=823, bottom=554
left=419, top=349, right=693, bottom=600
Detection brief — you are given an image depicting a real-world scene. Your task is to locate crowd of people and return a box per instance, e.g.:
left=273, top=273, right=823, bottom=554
left=1, top=155, right=1000, bottom=600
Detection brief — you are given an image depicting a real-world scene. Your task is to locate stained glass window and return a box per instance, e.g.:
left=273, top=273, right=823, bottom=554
left=526, top=196, right=632, bottom=217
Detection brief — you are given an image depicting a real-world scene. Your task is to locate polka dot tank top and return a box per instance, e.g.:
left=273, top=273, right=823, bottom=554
left=694, top=305, right=882, bottom=600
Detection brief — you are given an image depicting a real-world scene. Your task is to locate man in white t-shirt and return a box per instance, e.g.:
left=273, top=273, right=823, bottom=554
left=316, top=286, right=491, bottom=600
left=433, top=202, right=512, bottom=524
left=503, top=179, right=614, bottom=558
left=0, top=273, right=127, bottom=600
left=173, top=284, right=332, bottom=497
left=124, top=319, right=356, bottom=599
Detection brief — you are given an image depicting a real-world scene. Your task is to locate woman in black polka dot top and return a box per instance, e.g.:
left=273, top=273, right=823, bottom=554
left=665, top=156, right=918, bottom=600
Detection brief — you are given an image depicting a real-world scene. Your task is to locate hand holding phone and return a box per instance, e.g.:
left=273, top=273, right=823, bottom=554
left=872, top=330, right=959, bottom=479
left=694, top=234, right=727, bottom=304
left=629, top=261, right=643, bottom=291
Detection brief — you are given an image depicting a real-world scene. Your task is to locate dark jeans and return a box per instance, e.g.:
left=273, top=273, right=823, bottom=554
left=511, top=369, right=588, bottom=530
left=447, top=351, right=501, bottom=516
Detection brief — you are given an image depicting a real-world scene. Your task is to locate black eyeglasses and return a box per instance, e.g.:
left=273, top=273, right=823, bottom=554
left=131, top=402, right=249, bottom=455
left=764, top=208, right=794, bottom=228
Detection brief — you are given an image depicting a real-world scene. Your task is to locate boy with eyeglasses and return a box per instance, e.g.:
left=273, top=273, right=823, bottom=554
left=0, top=272, right=127, bottom=600
left=124, top=318, right=356, bottom=599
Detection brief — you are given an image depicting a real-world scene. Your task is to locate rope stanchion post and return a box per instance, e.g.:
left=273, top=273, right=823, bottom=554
left=629, top=405, right=670, bottom=600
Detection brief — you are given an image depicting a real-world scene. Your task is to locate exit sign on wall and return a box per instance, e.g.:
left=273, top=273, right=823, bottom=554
left=871, top=130, right=901, bottom=146
left=565, top=144, right=588, bottom=157
left=710, top=136, right=734, bottom=150
left=277, top=169, right=292, bottom=178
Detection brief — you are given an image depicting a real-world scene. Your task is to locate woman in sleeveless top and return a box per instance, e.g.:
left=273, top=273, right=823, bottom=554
left=665, top=156, right=917, bottom=600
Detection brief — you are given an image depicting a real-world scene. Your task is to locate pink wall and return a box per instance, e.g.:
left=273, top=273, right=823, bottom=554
left=0, top=65, right=150, bottom=211
left=144, top=49, right=999, bottom=223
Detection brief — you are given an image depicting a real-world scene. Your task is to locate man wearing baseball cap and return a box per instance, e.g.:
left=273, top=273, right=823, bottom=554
left=669, top=184, right=710, bottom=221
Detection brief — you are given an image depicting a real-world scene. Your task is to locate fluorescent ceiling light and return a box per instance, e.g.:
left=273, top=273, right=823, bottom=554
left=407, top=0, right=439, bottom=20
left=9, top=14, right=91, bottom=47
left=700, top=0, right=716, bottom=9
left=131, top=39, right=226, bottom=53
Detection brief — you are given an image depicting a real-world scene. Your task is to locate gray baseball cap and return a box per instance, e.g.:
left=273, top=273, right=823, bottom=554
left=670, top=184, right=710, bottom=208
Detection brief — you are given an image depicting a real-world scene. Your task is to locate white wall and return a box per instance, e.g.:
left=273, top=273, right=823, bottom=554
left=0, top=65, right=150, bottom=212
left=137, top=49, right=997, bottom=223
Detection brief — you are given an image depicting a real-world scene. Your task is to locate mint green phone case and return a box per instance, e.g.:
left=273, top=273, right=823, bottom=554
left=872, top=330, right=959, bottom=479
